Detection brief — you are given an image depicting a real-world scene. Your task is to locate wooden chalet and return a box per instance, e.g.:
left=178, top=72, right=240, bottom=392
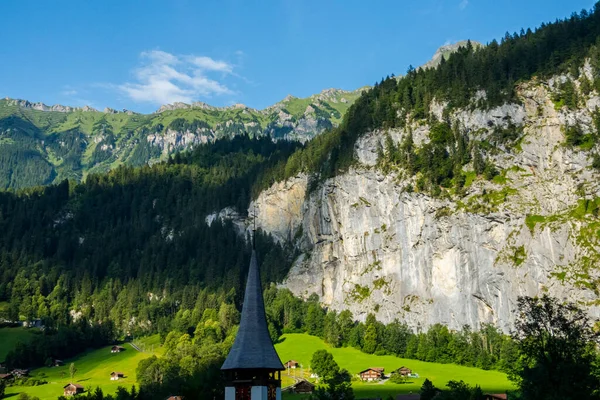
left=111, top=345, right=125, bottom=353
left=359, top=367, right=384, bottom=381
left=11, top=369, right=29, bottom=378
left=393, top=366, right=412, bottom=376
left=284, top=359, right=300, bottom=369
left=110, top=371, right=125, bottom=380
left=485, top=395, right=507, bottom=400
left=63, top=383, right=84, bottom=396
left=0, top=373, right=13, bottom=381
left=289, top=379, right=314, bottom=394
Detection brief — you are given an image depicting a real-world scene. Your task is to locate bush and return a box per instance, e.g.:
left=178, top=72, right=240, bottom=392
left=390, top=373, right=409, bottom=384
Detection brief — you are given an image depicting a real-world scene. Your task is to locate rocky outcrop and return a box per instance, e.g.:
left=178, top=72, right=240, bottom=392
left=146, top=128, right=214, bottom=155
left=5, top=98, right=98, bottom=113
left=420, top=40, right=484, bottom=71
left=247, top=75, right=600, bottom=331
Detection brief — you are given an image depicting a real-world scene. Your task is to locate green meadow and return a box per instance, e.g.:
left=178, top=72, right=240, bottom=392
left=0, top=330, right=514, bottom=399
left=3, top=338, right=161, bottom=400
left=276, top=333, right=515, bottom=399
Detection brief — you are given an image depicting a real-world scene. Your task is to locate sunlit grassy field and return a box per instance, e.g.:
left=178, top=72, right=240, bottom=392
left=0, top=330, right=514, bottom=399
left=4, top=337, right=162, bottom=400
left=276, top=333, right=514, bottom=399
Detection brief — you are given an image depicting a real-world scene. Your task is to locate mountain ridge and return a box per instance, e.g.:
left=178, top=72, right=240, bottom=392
left=0, top=40, right=472, bottom=191
left=3, top=87, right=366, bottom=116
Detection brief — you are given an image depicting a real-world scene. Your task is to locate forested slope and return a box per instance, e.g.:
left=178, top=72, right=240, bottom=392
left=0, top=88, right=362, bottom=190
left=0, top=135, right=298, bottom=332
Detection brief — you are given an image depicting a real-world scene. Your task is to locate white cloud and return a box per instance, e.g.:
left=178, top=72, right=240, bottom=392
left=459, top=0, right=468, bottom=10
left=188, top=56, right=233, bottom=73
left=61, top=89, right=78, bottom=96
left=118, top=50, right=235, bottom=105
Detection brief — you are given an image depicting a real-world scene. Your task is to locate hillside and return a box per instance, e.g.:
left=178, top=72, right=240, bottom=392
left=275, top=333, right=513, bottom=399
left=0, top=87, right=363, bottom=190
left=211, top=7, right=600, bottom=331
left=4, top=340, right=161, bottom=399
left=1, top=0, right=600, bottom=347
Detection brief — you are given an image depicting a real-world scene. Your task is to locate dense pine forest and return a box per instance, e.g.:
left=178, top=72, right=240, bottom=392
left=0, top=135, right=299, bottom=331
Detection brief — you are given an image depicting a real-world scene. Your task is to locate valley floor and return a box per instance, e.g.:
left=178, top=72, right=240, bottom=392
left=3, top=335, right=162, bottom=400
left=0, top=330, right=513, bottom=399
left=276, top=334, right=515, bottom=399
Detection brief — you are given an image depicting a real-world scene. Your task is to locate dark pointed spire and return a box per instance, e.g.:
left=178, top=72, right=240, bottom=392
left=221, top=250, right=284, bottom=371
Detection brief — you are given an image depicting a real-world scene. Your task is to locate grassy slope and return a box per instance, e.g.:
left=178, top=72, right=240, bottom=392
left=4, top=339, right=161, bottom=400
left=0, top=330, right=514, bottom=399
left=276, top=334, right=514, bottom=399
left=0, top=327, right=37, bottom=362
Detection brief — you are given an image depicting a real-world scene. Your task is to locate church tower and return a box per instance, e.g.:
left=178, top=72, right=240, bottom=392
left=221, top=250, right=284, bottom=400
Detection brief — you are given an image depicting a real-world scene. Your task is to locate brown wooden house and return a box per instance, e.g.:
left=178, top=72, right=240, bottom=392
left=63, top=383, right=84, bottom=396
left=111, top=345, right=125, bottom=353
left=0, top=373, right=13, bottom=381
left=359, top=367, right=384, bottom=381
left=110, top=371, right=125, bottom=380
left=284, top=360, right=300, bottom=369
left=11, top=369, right=29, bottom=378
left=290, top=379, right=314, bottom=394
left=393, top=366, right=412, bottom=376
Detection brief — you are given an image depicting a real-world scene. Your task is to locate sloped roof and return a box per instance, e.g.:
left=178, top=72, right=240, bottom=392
left=63, top=383, right=84, bottom=389
left=221, top=250, right=284, bottom=371
left=359, top=367, right=384, bottom=374
left=294, top=379, right=315, bottom=388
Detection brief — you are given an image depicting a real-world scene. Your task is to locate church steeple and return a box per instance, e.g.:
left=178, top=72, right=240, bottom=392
left=222, top=250, right=284, bottom=400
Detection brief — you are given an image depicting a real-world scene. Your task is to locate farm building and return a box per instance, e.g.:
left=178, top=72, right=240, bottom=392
left=166, top=396, right=184, bottom=400
left=393, top=366, right=412, bottom=376
left=63, top=383, right=84, bottom=396
left=0, top=373, right=13, bottom=381
left=111, top=345, right=125, bottom=353
left=485, top=395, right=507, bottom=400
left=284, top=360, right=299, bottom=369
left=110, top=371, right=125, bottom=380
left=288, top=379, right=314, bottom=394
left=359, top=367, right=384, bottom=381
left=11, top=369, right=29, bottom=378
left=53, top=359, right=64, bottom=367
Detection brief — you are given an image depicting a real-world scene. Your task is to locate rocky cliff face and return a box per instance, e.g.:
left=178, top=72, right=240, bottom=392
left=246, top=69, right=600, bottom=331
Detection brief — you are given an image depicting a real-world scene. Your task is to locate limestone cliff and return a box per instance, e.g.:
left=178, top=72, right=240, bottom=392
left=247, top=69, right=600, bottom=331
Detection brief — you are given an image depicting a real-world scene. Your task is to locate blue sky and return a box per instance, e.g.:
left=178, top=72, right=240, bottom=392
left=0, top=0, right=595, bottom=113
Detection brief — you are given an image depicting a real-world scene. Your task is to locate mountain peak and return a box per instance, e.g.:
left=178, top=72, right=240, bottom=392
left=3, top=97, right=98, bottom=113
left=420, top=40, right=484, bottom=70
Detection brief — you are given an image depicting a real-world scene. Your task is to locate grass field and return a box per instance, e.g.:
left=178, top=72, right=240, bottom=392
left=0, top=327, right=38, bottom=362
left=1, top=331, right=514, bottom=399
left=4, top=338, right=162, bottom=400
left=276, top=334, right=515, bottom=399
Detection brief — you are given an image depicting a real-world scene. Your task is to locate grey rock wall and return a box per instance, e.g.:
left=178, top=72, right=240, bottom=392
left=247, top=75, right=600, bottom=331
